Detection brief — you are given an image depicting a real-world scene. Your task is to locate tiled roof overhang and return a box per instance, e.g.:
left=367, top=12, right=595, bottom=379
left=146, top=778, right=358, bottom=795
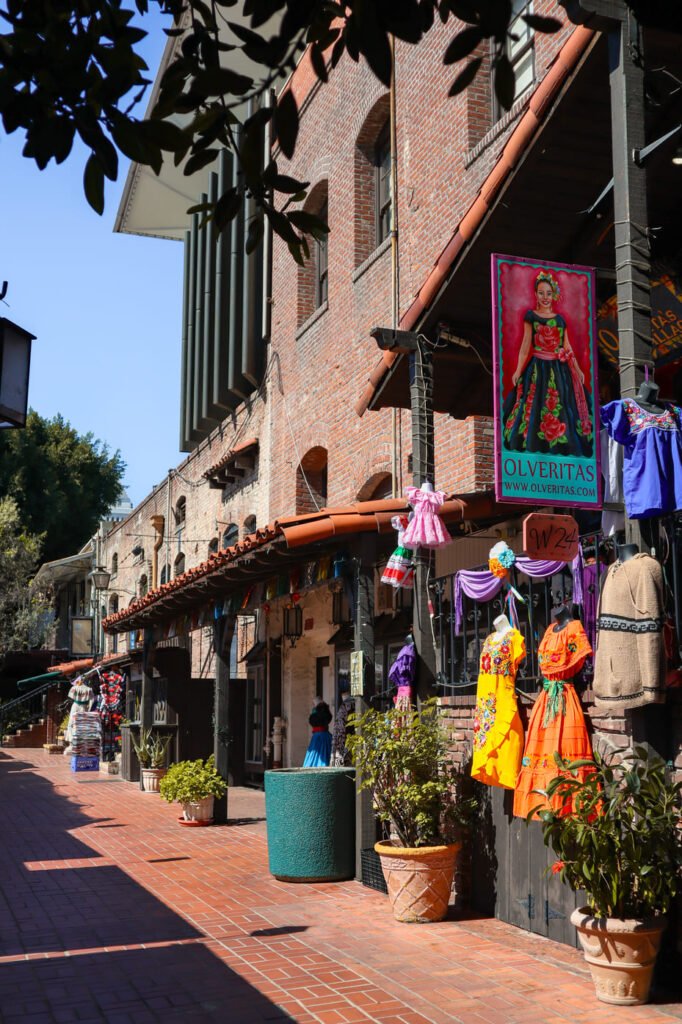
left=103, top=493, right=517, bottom=633
left=354, top=24, right=595, bottom=418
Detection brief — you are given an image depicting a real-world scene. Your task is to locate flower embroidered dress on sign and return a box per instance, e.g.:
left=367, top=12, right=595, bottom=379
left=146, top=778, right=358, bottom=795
left=513, top=620, right=593, bottom=820
left=600, top=399, right=682, bottom=518
left=471, top=628, right=526, bottom=789
left=402, top=487, right=451, bottom=549
left=502, top=311, right=593, bottom=458
left=593, top=554, right=666, bottom=710
left=381, top=515, right=415, bottom=589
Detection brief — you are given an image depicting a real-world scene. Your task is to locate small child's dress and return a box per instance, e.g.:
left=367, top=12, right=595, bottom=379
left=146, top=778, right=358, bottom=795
left=381, top=515, right=415, bottom=589
left=513, top=620, right=593, bottom=819
left=471, top=627, right=525, bottom=790
left=303, top=701, right=332, bottom=767
left=402, top=486, right=451, bottom=549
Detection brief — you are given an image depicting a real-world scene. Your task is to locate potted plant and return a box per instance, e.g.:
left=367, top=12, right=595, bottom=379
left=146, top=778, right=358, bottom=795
left=533, top=746, right=682, bottom=1006
left=131, top=728, right=172, bottom=792
left=348, top=699, right=475, bottom=923
left=159, top=754, right=227, bottom=825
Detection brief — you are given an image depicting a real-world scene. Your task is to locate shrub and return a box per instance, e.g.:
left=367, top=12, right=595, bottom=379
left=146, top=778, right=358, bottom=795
left=534, top=746, right=682, bottom=919
left=347, top=699, right=475, bottom=848
left=159, top=755, right=227, bottom=804
left=131, top=728, right=171, bottom=769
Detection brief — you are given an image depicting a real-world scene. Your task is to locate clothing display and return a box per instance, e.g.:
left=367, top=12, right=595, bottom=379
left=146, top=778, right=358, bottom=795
left=388, top=640, right=416, bottom=710
left=514, top=620, right=593, bottom=820
left=303, top=700, right=332, bottom=767
left=593, top=553, right=666, bottom=710
left=97, top=671, right=125, bottom=729
left=70, top=711, right=102, bottom=757
left=331, top=694, right=355, bottom=767
left=66, top=681, right=95, bottom=743
left=600, top=399, right=682, bottom=518
left=402, top=486, right=451, bottom=549
left=471, top=627, right=525, bottom=790
left=502, top=310, right=594, bottom=458
left=381, top=515, right=415, bottom=589
left=600, top=428, right=625, bottom=536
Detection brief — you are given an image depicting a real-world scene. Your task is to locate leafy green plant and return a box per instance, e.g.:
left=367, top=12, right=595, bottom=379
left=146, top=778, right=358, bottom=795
left=159, top=755, right=227, bottom=805
left=533, top=747, right=682, bottom=919
left=131, top=728, right=171, bottom=769
left=347, top=699, right=475, bottom=848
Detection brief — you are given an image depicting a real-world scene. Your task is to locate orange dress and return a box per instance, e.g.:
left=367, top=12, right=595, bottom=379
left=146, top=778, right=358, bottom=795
left=513, top=620, right=594, bottom=820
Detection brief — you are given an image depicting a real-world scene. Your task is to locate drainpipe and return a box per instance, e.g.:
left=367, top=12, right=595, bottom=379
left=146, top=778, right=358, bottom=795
left=165, top=470, right=172, bottom=579
left=390, top=33, right=400, bottom=498
left=151, top=515, right=165, bottom=590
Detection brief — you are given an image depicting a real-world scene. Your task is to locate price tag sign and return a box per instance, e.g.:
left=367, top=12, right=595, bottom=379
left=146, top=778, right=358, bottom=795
left=522, top=512, right=579, bottom=562
left=350, top=651, right=364, bottom=696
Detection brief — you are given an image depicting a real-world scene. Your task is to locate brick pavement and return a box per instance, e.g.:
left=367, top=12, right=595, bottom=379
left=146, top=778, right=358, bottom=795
left=0, top=749, right=680, bottom=1024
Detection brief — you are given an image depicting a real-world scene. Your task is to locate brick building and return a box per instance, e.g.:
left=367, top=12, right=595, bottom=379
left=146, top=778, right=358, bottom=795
left=86, top=1, right=682, bottom=959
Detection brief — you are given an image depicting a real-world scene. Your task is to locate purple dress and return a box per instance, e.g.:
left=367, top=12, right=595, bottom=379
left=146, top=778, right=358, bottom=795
left=600, top=399, right=682, bottom=518
left=389, top=641, right=416, bottom=708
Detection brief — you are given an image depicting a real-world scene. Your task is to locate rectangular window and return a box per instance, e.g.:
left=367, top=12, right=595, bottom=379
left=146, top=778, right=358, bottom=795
left=375, top=127, right=392, bottom=246
left=315, top=200, right=328, bottom=308
left=245, top=667, right=264, bottom=763
left=493, top=0, right=534, bottom=121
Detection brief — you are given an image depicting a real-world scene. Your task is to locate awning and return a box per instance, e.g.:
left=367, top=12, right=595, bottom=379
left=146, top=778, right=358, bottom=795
left=34, top=551, right=93, bottom=587
left=204, top=438, right=259, bottom=488
left=17, top=671, right=65, bottom=692
left=239, top=640, right=267, bottom=664
left=104, top=492, right=517, bottom=634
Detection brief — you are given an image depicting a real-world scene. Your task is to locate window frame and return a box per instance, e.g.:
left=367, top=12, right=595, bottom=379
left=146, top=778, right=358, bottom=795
left=315, top=200, right=329, bottom=309
left=492, top=0, right=535, bottom=122
left=375, top=124, right=392, bottom=247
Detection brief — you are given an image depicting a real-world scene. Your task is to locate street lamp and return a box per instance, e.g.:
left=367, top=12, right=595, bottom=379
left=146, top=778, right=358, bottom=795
left=0, top=317, right=35, bottom=428
left=89, top=567, right=111, bottom=656
left=89, top=567, right=112, bottom=592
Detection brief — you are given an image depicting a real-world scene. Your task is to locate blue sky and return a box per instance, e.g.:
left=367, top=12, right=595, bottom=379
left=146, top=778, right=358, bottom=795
left=0, top=12, right=183, bottom=507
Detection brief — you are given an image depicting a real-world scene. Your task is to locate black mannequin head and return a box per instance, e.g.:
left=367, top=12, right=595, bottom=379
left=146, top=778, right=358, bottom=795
left=635, top=379, right=663, bottom=412
left=617, top=543, right=639, bottom=562
left=405, top=632, right=414, bottom=646
left=552, top=606, right=572, bottom=631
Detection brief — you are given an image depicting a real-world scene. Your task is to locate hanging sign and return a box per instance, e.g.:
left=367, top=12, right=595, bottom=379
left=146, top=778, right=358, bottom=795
left=598, top=272, right=682, bottom=370
left=350, top=650, right=364, bottom=696
left=492, top=254, right=601, bottom=509
left=522, top=512, right=579, bottom=562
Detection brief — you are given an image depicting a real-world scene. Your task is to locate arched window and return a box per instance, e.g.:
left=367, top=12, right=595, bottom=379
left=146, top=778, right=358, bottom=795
left=296, top=447, right=328, bottom=514
left=160, top=564, right=170, bottom=585
left=297, top=181, right=329, bottom=327
left=354, top=94, right=390, bottom=266
left=139, top=574, right=148, bottom=597
left=174, top=552, right=186, bottom=577
left=175, top=496, right=186, bottom=526
left=111, top=553, right=118, bottom=576
left=222, top=523, right=239, bottom=549
left=357, top=471, right=393, bottom=502
left=243, top=515, right=257, bottom=537
left=208, top=537, right=219, bottom=556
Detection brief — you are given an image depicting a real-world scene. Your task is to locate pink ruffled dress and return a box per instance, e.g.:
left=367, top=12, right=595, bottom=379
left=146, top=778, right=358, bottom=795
left=402, top=487, right=451, bottom=549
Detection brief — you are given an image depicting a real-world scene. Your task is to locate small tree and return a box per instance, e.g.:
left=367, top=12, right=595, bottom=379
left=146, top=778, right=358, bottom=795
left=347, top=699, right=475, bottom=848
left=0, top=496, right=52, bottom=652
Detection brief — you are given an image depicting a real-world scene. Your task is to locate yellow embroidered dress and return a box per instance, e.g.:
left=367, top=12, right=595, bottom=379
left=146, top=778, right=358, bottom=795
left=471, top=628, right=526, bottom=789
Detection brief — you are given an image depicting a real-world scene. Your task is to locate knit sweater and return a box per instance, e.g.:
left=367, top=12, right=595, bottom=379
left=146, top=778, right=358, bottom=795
left=593, top=554, right=666, bottom=710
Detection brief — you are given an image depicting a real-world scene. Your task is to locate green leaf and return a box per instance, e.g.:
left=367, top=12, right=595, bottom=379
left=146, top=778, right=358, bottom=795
left=183, top=148, right=220, bottom=176
left=272, top=173, right=310, bottom=194
left=214, top=187, right=241, bottom=230
left=273, top=89, right=299, bottom=160
left=141, top=119, right=188, bottom=152
left=83, top=155, right=105, bottom=215
left=448, top=57, right=482, bottom=97
left=443, top=26, right=484, bottom=65
left=193, top=66, right=253, bottom=97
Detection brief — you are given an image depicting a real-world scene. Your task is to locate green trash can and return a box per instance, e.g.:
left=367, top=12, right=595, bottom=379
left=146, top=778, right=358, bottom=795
left=265, top=767, right=356, bottom=882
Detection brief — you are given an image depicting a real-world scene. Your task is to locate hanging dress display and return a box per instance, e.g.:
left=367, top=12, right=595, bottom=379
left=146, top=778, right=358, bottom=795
left=593, top=553, right=666, bottom=710
left=600, top=399, right=682, bottom=518
left=388, top=640, right=416, bottom=711
left=513, top=620, right=593, bottom=820
left=471, top=627, right=526, bottom=790
left=302, top=698, right=332, bottom=767
left=381, top=515, right=415, bottom=590
left=65, top=680, right=95, bottom=744
left=402, top=486, right=451, bottom=549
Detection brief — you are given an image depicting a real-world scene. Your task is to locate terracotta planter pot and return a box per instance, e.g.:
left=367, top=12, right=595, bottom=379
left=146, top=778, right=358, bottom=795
left=141, top=767, right=166, bottom=793
left=181, top=796, right=214, bottom=823
left=375, top=840, right=460, bottom=923
left=571, top=907, right=666, bottom=1006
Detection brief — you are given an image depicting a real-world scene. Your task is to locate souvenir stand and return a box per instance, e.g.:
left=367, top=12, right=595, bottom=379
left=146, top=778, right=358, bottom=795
left=64, top=666, right=127, bottom=771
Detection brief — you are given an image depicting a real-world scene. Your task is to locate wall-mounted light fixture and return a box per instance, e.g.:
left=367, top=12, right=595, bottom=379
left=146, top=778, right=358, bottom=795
left=283, top=602, right=303, bottom=648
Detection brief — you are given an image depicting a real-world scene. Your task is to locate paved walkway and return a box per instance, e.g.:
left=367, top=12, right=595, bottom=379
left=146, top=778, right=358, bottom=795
left=0, top=749, right=680, bottom=1024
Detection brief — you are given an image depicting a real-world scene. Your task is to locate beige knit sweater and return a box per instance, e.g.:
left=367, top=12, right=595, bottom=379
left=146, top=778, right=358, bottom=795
left=593, top=554, right=666, bottom=711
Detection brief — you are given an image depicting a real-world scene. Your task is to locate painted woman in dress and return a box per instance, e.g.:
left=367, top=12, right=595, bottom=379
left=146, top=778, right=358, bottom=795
left=502, top=271, right=594, bottom=457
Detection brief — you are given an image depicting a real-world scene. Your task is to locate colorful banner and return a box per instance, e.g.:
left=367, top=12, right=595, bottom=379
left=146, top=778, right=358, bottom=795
left=598, top=272, right=682, bottom=373
left=492, top=254, right=600, bottom=509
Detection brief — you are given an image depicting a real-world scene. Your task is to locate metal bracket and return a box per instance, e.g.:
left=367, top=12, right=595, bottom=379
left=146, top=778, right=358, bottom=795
left=545, top=900, right=566, bottom=924
left=516, top=893, right=535, bottom=919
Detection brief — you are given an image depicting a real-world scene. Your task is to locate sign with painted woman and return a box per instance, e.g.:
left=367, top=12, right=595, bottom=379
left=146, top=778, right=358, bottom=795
left=491, top=254, right=600, bottom=509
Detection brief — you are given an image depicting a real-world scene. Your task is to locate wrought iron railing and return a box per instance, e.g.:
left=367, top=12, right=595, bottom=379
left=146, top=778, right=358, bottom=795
left=0, top=680, right=56, bottom=744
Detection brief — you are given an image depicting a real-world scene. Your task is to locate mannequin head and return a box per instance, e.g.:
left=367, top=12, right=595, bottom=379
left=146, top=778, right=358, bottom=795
left=636, top=379, right=662, bottom=411
left=552, top=606, right=572, bottom=631
left=421, top=480, right=434, bottom=493
left=617, top=543, right=639, bottom=562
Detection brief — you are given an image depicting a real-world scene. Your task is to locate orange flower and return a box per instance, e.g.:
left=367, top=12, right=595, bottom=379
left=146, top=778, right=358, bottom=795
left=551, top=860, right=565, bottom=875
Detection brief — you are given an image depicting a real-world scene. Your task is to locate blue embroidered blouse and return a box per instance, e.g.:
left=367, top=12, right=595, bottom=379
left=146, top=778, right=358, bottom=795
left=600, top=399, right=682, bottom=518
